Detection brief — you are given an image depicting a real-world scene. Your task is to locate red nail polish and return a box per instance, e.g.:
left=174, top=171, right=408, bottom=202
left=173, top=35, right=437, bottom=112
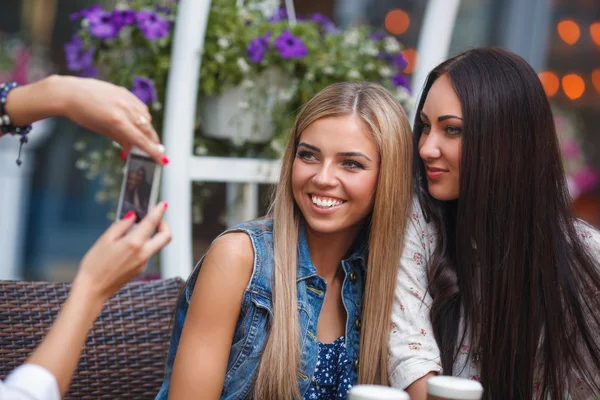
left=163, top=202, right=169, bottom=210
left=120, top=150, right=126, bottom=161
left=161, top=155, right=169, bottom=165
left=125, top=211, right=135, bottom=220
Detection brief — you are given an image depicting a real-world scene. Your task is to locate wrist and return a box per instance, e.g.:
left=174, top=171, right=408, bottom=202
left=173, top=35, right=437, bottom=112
left=4, top=75, right=68, bottom=126
left=40, top=75, right=70, bottom=118
left=70, top=273, right=108, bottom=314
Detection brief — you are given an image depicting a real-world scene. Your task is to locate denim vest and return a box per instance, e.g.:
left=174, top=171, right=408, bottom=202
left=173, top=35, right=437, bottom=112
left=155, top=218, right=368, bottom=399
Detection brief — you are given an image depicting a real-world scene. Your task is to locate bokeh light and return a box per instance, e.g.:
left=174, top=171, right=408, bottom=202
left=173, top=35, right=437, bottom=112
left=385, top=9, right=410, bottom=35
left=557, top=20, right=580, bottom=45
left=561, top=74, right=585, bottom=99
left=591, top=69, right=600, bottom=94
left=401, top=48, right=417, bottom=74
left=538, top=71, right=560, bottom=97
left=590, top=22, right=600, bottom=47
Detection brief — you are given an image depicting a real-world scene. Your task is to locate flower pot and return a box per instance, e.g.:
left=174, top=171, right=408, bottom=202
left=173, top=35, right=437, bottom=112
left=198, top=68, right=283, bottom=144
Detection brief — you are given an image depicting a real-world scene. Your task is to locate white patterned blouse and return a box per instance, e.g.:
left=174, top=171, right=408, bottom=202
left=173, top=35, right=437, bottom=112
left=388, top=200, right=600, bottom=399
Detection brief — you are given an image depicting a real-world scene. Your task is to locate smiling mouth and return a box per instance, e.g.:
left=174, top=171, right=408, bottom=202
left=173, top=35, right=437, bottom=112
left=425, top=167, right=448, bottom=179
left=310, top=194, right=346, bottom=209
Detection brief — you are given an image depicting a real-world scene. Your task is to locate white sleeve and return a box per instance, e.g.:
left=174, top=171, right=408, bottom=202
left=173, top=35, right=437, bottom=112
left=570, top=220, right=600, bottom=397
left=388, top=201, right=442, bottom=389
left=0, top=364, right=61, bottom=400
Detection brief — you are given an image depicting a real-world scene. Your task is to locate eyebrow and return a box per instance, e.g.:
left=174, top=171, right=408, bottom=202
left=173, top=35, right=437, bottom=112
left=420, top=111, right=463, bottom=122
left=297, top=142, right=372, bottom=162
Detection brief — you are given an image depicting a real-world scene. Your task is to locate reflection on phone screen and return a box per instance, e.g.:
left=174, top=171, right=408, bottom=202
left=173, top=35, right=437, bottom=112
left=118, top=154, right=157, bottom=223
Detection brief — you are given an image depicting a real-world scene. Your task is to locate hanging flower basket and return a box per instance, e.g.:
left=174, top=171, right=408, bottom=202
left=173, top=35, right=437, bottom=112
left=199, top=67, right=285, bottom=144
left=65, top=0, right=414, bottom=206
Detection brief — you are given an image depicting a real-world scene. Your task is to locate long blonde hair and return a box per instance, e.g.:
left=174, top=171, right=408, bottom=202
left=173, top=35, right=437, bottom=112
left=254, top=82, right=413, bottom=399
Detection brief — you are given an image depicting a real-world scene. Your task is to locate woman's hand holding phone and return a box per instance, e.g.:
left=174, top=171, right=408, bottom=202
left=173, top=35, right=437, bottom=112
left=73, top=201, right=171, bottom=303
left=25, top=203, right=171, bottom=396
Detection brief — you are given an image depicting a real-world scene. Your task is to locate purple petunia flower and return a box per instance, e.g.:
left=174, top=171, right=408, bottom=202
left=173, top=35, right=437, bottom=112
left=70, top=5, right=101, bottom=21
left=392, top=53, right=408, bottom=70
left=79, top=65, right=99, bottom=78
left=131, top=76, right=157, bottom=104
left=110, top=9, right=137, bottom=31
left=369, top=31, right=386, bottom=40
left=64, top=35, right=95, bottom=72
left=275, top=30, right=308, bottom=59
left=246, top=32, right=271, bottom=63
left=137, top=10, right=170, bottom=40
left=311, top=13, right=337, bottom=34
left=88, top=9, right=119, bottom=39
left=391, top=73, right=411, bottom=91
left=269, top=7, right=288, bottom=22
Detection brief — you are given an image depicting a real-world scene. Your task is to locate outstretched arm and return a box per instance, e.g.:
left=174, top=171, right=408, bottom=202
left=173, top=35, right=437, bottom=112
left=4, top=75, right=167, bottom=164
left=24, top=203, right=171, bottom=397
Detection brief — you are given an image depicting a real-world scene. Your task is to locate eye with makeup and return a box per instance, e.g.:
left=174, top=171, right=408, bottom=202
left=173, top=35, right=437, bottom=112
left=419, top=119, right=431, bottom=134
left=297, top=150, right=317, bottom=162
left=444, top=125, right=462, bottom=136
left=341, top=159, right=366, bottom=170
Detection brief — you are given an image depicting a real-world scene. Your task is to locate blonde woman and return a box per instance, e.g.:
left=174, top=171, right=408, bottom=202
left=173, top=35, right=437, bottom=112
left=156, top=82, right=413, bottom=399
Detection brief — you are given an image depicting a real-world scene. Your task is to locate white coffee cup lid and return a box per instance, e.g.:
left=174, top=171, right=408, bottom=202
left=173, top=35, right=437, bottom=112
left=348, top=385, right=410, bottom=400
left=427, top=376, right=483, bottom=399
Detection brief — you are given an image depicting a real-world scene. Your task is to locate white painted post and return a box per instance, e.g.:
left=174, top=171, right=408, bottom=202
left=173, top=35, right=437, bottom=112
left=0, top=153, right=33, bottom=280
left=410, top=0, right=462, bottom=122
left=0, top=119, right=53, bottom=280
left=160, top=0, right=212, bottom=279
left=225, top=182, right=260, bottom=228
left=241, top=183, right=260, bottom=221
left=284, top=0, right=297, bottom=25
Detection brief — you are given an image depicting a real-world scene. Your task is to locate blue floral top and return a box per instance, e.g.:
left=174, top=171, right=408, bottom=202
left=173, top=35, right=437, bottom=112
left=304, top=337, right=353, bottom=400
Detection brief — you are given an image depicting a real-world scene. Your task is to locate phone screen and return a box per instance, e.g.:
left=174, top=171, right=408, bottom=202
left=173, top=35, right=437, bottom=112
left=117, top=153, right=159, bottom=222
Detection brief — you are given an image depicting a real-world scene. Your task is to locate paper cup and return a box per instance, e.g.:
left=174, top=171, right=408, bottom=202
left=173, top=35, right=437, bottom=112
left=348, top=384, right=410, bottom=400
left=427, top=376, right=483, bottom=400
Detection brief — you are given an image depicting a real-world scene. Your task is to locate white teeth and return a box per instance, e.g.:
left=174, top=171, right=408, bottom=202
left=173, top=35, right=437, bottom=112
left=311, top=195, right=343, bottom=208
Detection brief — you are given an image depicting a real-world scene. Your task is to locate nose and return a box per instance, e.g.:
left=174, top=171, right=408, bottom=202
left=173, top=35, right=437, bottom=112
left=313, top=161, right=338, bottom=188
left=419, top=132, right=441, bottom=161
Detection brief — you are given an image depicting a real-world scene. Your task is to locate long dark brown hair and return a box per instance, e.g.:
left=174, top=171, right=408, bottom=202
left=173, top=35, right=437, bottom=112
left=414, top=48, right=600, bottom=399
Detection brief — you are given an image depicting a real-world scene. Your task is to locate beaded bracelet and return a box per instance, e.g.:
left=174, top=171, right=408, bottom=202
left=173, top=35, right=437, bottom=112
left=0, top=82, right=33, bottom=166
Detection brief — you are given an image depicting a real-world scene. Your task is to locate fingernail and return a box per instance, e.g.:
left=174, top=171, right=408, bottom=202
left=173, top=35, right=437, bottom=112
left=125, top=211, right=136, bottom=220
left=163, top=202, right=168, bottom=210
left=120, top=150, right=126, bottom=161
left=161, top=155, right=169, bottom=165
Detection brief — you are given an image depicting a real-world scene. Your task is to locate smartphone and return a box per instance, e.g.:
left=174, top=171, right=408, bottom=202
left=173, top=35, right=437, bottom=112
left=116, top=145, right=164, bottom=223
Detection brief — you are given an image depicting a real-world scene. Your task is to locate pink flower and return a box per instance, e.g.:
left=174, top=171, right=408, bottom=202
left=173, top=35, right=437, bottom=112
left=408, top=342, right=422, bottom=351
left=12, top=49, right=31, bottom=85
left=573, top=166, right=599, bottom=193
left=561, top=138, right=582, bottom=159
left=413, top=252, right=423, bottom=265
